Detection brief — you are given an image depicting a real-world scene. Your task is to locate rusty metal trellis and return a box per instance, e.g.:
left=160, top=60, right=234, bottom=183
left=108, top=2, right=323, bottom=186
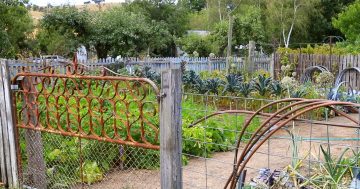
left=12, top=66, right=160, bottom=150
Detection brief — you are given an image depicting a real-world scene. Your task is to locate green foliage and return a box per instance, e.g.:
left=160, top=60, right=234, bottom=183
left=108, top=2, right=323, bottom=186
left=290, top=88, right=307, bottom=98
left=333, top=1, right=360, bottom=43
left=182, top=99, right=260, bottom=157
left=0, top=0, right=34, bottom=58
left=307, top=0, right=355, bottom=43
left=178, top=33, right=212, bottom=56
left=238, top=82, right=253, bottom=98
left=222, top=74, right=243, bottom=95
left=134, top=66, right=161, bottom=84
left=38, top=6, right=89, bottom=56
left=205, top=78, right=223, bottom=95
left=79, top=161, right=104, bottom=184
left=194, top=79, right=209, bottom=94
left=187, top=10, right=209, bottom=30
left=183, top=70, right=201, bottom=89
left=233, top=5, right=265, bottom=45
left=269, top=81, right=283, bottom=97
left=313, top=145, right=352, bottom=187
left=180, top=0, right=206, bottom=12
left=252, top=75, right=272, bottom=96
left=209, top=21, right=228, bottom=56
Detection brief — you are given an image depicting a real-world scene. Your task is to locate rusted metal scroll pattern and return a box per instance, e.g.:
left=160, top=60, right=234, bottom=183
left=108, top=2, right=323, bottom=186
left=12, top=68, right=160, bottom=150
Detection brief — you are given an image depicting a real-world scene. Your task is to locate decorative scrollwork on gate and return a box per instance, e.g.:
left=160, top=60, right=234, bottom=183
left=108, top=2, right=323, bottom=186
left=12, top=67, right=160, bottom=150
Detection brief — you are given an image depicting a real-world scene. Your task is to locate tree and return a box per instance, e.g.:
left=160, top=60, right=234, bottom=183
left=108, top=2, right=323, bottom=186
left=209, top=21, right=229, bottom=56
left=89, top=7, right=172, bottom=58
left=180, top=0, right=207, bottom=11
left=265, top=0, right=317, bottom=47
left=307, top=0, right=355, bottom=43
left=125, top=0, right=189, bottom=56
left=0, top=0, right=33, bottom=58
left=333, top=0, right=360, bottom=42
left=233, top=5, right=265, bottom=45
left=178, top=33, right=212, bottom=56
left=38, top=6, right=90, bottom=56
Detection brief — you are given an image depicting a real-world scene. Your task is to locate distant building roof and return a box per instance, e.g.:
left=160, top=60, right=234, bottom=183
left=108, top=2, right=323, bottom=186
left=187, top=30, right=210, bottom=36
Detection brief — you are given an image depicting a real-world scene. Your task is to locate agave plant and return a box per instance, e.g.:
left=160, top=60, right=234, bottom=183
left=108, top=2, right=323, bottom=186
left=253, top=75, right=272, bottom=96
left=222, top=74, right=242, bottom=95
left=206, top=78, right=222, bottom=95
left=238, top=82, right=253, bottom=97
left=269, top=81, right=284, bottom=97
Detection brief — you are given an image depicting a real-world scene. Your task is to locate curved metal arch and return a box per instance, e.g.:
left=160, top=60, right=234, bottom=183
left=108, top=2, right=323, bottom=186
left=335, top=67, right=360, bottom=87
left=226, top=101, right=360, bottom=189
left=226, top=100, right=328, bottom=188
left=236, top=99, right=359, bottom=166
left=300, top=66, right=329, bottom=83
left=235, top=100, right=325, bottom=165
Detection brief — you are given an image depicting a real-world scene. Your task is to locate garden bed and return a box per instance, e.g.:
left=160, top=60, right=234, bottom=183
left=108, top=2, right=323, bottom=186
left=84, top=113, right=359, bottom=189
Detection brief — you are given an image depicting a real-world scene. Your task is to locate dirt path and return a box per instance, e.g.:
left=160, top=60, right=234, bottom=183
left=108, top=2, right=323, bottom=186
left=84, top=114, right=359, bottom=189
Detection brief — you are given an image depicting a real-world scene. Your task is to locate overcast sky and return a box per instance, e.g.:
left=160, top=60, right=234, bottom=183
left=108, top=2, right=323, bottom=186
left=29, top=0, right=124, bottom=6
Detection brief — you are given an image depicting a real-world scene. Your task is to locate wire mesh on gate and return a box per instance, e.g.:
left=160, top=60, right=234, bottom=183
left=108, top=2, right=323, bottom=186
left=181, top=93, right=360, bottom=189
left=12, top=65, right=161, bottom=189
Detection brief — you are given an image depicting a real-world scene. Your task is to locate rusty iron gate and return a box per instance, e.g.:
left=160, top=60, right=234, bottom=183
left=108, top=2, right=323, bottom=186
left=11, top=65, right=161, bottom=189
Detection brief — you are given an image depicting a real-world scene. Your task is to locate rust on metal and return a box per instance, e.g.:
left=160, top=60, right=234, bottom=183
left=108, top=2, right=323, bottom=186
left=222, top=99, right=360, bottom=189
left=12, top=65, right=160, bottom=150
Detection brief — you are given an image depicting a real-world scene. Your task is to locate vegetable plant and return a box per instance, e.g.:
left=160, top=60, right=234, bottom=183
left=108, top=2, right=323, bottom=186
left=252, top=75, right=271, bottom=96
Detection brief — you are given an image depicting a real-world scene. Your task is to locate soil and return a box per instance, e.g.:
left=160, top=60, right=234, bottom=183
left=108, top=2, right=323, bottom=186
left=82, top=114, right=359, bottom=189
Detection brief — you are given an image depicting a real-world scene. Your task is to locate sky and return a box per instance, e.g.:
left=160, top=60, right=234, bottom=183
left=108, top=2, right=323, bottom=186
left=29, top=0, right=124, bottom=6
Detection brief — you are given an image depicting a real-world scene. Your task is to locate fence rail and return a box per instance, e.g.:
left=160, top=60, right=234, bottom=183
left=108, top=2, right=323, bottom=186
left=6, top=56, right=271, bottom=78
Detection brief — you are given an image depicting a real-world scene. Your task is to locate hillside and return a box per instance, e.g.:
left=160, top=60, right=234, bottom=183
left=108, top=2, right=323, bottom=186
left=29, top=2, right=123, bottom=22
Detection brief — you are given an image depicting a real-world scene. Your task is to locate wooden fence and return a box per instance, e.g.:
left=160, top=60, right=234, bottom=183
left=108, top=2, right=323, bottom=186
left=274, top=53, right=360, bottom=89
left=5, top=56, right=271, bottom=78
left=0, top=60, right=19, bottom=188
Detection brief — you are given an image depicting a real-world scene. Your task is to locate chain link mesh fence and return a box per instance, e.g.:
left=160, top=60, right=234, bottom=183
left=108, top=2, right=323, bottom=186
left=18, top=131, right=160, bottom=189
left=181, top=93, right=360, bottom=189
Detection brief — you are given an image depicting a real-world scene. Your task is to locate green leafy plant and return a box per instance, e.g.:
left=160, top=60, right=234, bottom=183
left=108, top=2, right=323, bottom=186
left=183, top=70, right=201, bottom=90
left=269, top=81, right=284, bottom=97
left=78, top=161, right=104, bottom=185
left=252, top=75, right=271, bottom=96
left=313, top=145, right=352, bottom=188
left=206, top=78, right=222, bottom=95
left=238, top=82, right=253, bottom=97
left=222, top=74, right=242, bottom=95
left=290, top=88, right=307, bottom=98
left=194, top=79, right=209, bottom=94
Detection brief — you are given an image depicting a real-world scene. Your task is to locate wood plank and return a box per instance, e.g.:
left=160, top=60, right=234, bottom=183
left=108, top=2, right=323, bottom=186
left=0, top=60, right=8, bottom=184
left=160, top=69, right=182, bottom=189
left=0, top=59, right=19, bottom=188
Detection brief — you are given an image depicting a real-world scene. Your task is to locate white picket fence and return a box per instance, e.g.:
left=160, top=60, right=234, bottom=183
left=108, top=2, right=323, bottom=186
left=5, top=56, right=271, bottom=78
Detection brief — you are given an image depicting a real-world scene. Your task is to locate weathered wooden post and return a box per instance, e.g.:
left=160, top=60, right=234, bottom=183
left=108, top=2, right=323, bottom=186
left=270, top=53, right=275, bottom=78
left=160, top=69, right=182, bottom=189
left=0, top=59, right=19, bottom=188
left=21, top=73, right=47, bottom=189
left=247, top=41, right=256, bottom=75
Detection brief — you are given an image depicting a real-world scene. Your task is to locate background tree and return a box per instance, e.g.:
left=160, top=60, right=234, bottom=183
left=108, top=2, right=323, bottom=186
left=0, top=0, right=34, bottom=58
left=37, top=6, right=90, bottom=56
left=264, top=0, right=317, bottom=47
left=333, top=0, right=360, bottom=43
left=233, top=5, right=265, bottom=46
left=307, top=0, right=355, bottom=43
left=178, top=33, right=212, bottom=56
